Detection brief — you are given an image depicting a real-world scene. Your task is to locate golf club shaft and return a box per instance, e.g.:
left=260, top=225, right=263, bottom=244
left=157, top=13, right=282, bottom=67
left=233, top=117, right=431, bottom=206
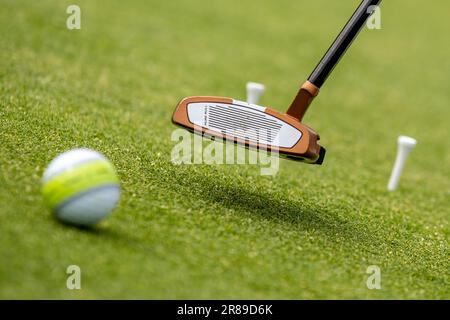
left=287, top=0, right=381, bottom=121
left=308, top=0, right=382, bottom=88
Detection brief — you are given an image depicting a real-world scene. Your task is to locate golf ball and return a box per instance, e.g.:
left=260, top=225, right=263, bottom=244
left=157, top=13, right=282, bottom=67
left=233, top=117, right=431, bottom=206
left=41, top=148, right=120, bottom=226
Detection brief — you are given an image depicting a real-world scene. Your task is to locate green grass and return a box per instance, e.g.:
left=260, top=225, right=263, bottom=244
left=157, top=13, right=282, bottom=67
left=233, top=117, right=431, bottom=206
left=0, top=0, right=449, bottom=299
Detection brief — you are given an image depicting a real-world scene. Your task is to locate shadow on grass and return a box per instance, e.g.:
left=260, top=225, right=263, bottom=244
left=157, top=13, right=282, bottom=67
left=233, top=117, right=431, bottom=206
left=49, top=214, right=143, bottom=246
left=171, top=169, right=382, bottom=249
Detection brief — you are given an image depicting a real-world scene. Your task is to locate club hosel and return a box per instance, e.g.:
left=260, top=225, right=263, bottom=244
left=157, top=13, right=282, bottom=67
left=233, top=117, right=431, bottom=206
left=287, top=0, right=382, bottom=122
left=286, top=81, right=320, bottom=121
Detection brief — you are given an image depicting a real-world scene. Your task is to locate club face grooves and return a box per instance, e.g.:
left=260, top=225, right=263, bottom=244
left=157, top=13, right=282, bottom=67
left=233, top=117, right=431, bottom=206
left=188, top=103, right=292, bottom=147
left=172, top=96, right=324, bottom=164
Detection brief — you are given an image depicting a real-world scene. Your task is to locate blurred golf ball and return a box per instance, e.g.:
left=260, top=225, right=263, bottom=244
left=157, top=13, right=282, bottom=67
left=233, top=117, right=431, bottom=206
left=41, top=148, right=120, bottom=226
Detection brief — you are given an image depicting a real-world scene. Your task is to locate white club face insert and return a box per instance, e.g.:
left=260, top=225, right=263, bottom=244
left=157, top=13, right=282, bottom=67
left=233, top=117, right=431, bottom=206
left=387, top=136, right=417, bottom=191
left=246, top=82, right=265, bottom=105
left=186, top=102, right=302, bottom=149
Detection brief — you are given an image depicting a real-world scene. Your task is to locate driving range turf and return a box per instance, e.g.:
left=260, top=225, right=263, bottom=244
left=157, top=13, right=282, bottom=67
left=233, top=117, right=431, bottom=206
left=0, top=0, right=449, bottom=299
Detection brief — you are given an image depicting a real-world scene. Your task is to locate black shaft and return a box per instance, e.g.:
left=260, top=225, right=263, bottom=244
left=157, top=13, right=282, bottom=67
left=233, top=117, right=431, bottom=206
left=308, top=0, right=381, bottom=88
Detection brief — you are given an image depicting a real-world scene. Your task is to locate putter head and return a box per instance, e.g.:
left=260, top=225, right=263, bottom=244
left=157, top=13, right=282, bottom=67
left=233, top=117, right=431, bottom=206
left=172, top=96, right=325, bottom=164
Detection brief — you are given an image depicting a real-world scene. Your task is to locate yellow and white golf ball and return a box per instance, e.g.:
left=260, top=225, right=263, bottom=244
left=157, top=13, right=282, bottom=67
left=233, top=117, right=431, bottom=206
left=41, top=148, right=120, bottom=226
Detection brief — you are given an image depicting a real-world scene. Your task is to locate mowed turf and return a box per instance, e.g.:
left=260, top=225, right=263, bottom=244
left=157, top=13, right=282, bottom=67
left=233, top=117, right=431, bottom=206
left=0, top=0, right=448, bottom=299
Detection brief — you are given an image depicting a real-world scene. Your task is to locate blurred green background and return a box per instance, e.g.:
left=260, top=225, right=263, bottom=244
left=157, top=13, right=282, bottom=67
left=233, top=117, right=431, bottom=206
left=0, top=0, right=448, bottom=299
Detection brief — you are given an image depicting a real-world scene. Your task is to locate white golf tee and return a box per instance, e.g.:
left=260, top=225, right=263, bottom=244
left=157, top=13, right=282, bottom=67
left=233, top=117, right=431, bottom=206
left=246, top=82, right=265, bottom=105
left=387, top=136, right=417, bottom=191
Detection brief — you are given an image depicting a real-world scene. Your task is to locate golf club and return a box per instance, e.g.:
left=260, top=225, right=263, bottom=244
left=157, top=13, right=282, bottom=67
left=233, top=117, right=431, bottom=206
left=172, top=0, right=381, bottom=165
